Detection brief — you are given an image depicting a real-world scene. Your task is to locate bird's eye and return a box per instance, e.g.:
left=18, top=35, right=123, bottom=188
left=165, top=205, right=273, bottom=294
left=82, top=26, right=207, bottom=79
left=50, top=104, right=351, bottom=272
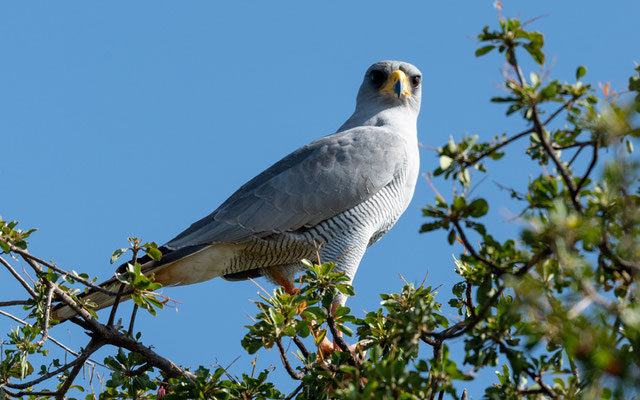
left=370, top=70, right=386, bottom=86
left=411, top=75, right=422, bottom=87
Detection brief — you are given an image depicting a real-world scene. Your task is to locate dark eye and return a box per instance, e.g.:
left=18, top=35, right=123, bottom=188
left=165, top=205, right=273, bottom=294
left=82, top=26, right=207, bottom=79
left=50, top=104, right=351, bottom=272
left=411, top=75, right=421, bottom=87
left=370, top=70, right=386, bottom=86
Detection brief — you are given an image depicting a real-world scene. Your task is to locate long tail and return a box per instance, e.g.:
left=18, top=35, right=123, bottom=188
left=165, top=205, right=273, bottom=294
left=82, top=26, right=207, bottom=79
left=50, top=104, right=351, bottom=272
left=52, top=277, right=130, bottom=321
left=52, top=244, right=210, bottom=321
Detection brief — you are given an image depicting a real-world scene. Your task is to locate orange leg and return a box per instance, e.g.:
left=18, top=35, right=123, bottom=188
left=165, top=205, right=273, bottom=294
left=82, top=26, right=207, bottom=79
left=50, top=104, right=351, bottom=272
left=268, top=267, right=297, bottom=294
left=267, top=268, right=353, bottom=356
left=268, top=267, right=338, bottom=355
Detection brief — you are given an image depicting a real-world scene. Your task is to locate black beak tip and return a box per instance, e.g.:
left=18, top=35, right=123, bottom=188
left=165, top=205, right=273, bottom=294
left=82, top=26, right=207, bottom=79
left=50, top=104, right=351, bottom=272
left=393, top=79, right=403, bottom=99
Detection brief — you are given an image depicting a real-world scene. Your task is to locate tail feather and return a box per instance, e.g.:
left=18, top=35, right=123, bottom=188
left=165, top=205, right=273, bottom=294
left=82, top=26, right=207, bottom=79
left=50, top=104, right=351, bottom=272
left=53, top=286, right=129, bottom=321
left=52, top=244, right=209, bottom=321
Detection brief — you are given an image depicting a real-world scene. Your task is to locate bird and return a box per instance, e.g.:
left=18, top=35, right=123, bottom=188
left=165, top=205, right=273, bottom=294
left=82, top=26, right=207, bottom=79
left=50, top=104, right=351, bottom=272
left=54, top=60, right=423, bottom=329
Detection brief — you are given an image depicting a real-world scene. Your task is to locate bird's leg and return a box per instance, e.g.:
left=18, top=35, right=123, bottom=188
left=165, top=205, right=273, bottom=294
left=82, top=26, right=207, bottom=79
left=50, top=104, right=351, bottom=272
left=267, top=267, right=338, bottom=356
left=268, top=267, right=298, bottom=295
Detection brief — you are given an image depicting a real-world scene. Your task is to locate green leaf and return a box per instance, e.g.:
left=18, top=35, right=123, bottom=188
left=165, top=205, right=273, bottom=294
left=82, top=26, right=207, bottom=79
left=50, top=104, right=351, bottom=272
left=523, top=43, right=545, bottom=65
left=145, top=247, right=162, bottom=260
left=336, top=324, right=353, bottom=336
left=314, top=329, right=327, bottom=346
left=333, top=306, right=351, bottom=318
left=110, top=248, right=128, bottom=264
left=475, top=45, right=495, bottom=57
left=468, top=198, right=489, bottom=218
left=447, top=229, right=456, bottom=245
left=576, top=65, right=587, bottom=80
left=452, top=196, right=467, bottom=211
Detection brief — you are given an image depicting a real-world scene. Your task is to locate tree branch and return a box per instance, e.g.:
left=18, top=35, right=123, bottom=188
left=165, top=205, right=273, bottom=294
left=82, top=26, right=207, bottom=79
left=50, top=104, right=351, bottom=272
left=326, top=312, right=353, bottom=357
left=576, top=143, right=599, bottom=192
left=12, top=247, right=118, bottom=295
left=497, top=340, right=558, bottom=398
left=451, top=219, right=503, bottom=275
left=284, top=382, right=304, bottom=400
left=531, top=107, right=582, bottom=211
left=107, top=283, right=125, bottom=327
left=424, top=248, right=551, bottom=340
left=0, top=300, right=28, bottom=307
left=18, top=253, right=194, bottom=381
left=55, top=339, right=103, bottom=400
left=292, top=336, right=310, bottom=359
left=462, top=128, right=533, bottom=167
left=275, top=338, right=303, bottom=380
left=128, top=304, right=139, bottom=336
left=461, top=100, right=576, bottom=169
left=2, top=344, right=94, bottom=390
left=35, top=285, right=54, bottom=346
left=0, top=256, right=37, bottom=299
left=552, top=140, right=593, bottom=151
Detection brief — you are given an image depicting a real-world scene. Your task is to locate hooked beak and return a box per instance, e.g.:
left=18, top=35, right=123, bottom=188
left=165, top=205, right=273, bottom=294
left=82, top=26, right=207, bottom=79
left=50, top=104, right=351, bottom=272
left=379, top=70, right=411, bottom=99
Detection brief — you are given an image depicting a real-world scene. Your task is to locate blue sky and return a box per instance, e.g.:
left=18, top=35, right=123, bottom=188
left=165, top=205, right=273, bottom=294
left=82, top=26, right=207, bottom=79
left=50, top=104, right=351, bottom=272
left=1, top=1, right=638, bottom=398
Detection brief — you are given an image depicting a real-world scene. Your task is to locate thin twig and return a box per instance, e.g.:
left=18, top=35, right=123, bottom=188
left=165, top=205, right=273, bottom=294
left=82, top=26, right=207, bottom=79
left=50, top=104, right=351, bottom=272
left=465, top=281, right=476, bottom=316
left=0, top=308, right=103, bottom=366
left=2, top=347, right=93, bottom=390
left=55, top=339, right=103, bottom=400
left=20, top=253, right=194, bottom=381
left=451, top=219, right=503, bottom=275
left=12, top=247, right=118, bottom=295
left=599, top=237, right=640, bottom=274
left=497, top=340, right=558, bottom=398
left=425, top=248, right=551, bottom=340
left=462, top=128, right=533, bottom=168
left=552, top=140, right=593, bottom=151
left=107, top=283, right=125, bottom=327
left=423, top=172, right=445, bottom=202
left=567, top=351, right=581, bottom=386
left=428, top=340, right=443, bottom=400
left=275, top=338, right=303, bottom=380
left=35, top=285, right=54, bottom=346
left=292, top=336, right=310, bottom=359
left=1, top=388, right=58, bottom=398
left=568, top=143, right=586, bottom=167
left=326, top=312, right=355, bottom=359
left=128, top=304, right=139, bottom=336
left=533, top=108, right=582, bottom=210
left=0, top=300, right=29, bottom=307
left=284, top=383, right=304, bottom=400
left=576, top=143, right=599, bottom=192
left=0, top=256, right=37, bottom=298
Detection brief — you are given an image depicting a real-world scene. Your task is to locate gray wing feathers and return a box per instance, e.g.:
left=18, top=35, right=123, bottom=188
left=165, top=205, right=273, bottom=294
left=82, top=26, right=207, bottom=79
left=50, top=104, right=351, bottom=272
left=166, top=126, right=408, bottom=249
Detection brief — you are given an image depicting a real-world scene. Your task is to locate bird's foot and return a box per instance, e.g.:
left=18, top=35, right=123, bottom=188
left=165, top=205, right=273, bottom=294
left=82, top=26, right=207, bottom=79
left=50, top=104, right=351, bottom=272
left=318, top=337, right=368, bottom=358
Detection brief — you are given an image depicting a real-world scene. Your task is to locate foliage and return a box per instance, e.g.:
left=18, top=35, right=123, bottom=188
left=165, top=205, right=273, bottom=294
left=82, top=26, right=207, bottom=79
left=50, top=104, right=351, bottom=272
left=1, top=11, right=640, bottom=400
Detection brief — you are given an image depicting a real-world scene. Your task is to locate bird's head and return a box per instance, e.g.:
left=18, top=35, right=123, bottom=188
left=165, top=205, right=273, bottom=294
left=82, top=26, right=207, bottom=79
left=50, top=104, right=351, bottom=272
left=356, top=60, right=422, bottom=113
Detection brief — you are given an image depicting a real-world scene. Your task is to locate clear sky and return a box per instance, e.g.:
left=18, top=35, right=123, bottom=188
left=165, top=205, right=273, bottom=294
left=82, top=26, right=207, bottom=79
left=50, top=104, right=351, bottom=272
left=1, top=1, right=638, bottom=397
